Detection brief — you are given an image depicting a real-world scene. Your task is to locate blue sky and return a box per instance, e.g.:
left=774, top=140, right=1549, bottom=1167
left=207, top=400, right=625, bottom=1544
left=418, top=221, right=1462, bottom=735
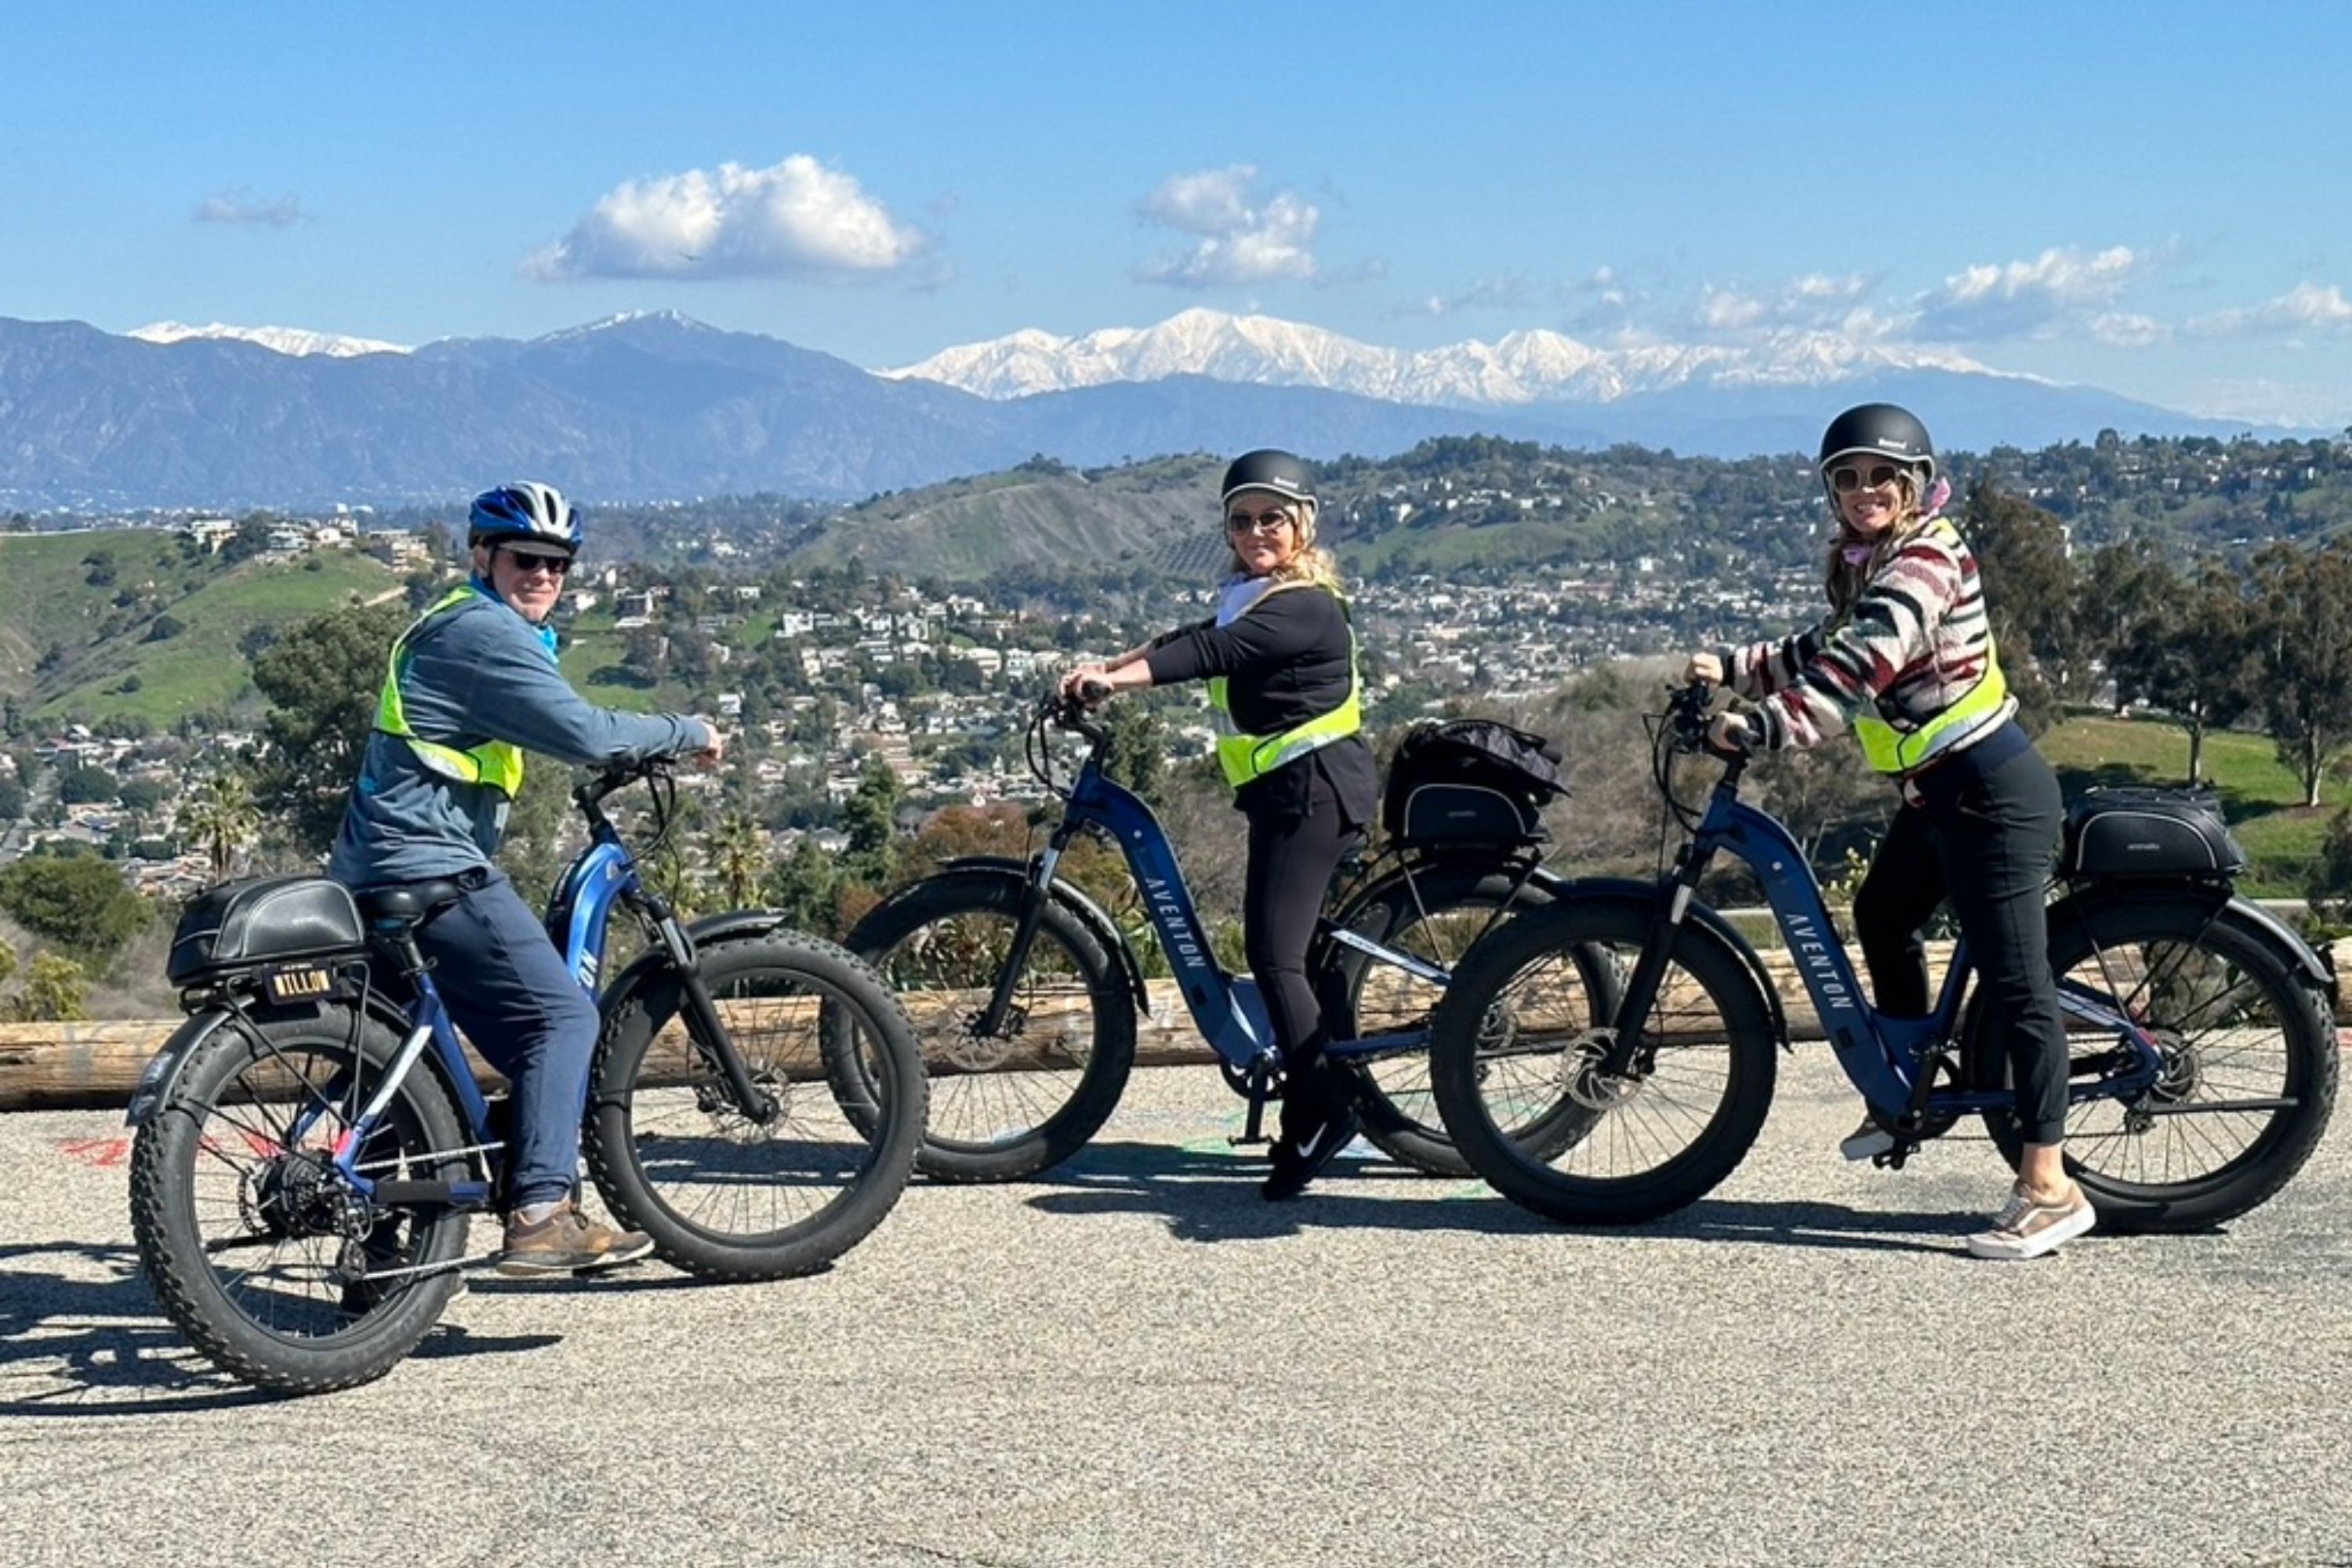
left=5, top=1, right=2349, bottom=425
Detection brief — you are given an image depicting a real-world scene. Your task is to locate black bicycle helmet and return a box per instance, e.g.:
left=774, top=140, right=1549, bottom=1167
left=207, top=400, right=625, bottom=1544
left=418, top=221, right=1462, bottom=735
left=1817, top=404, right=1936, bottom=486
left=1219, top=448, right=1316, bottom=509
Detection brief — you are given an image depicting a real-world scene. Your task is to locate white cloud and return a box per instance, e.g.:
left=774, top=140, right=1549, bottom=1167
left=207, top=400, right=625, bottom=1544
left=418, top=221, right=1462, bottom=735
left=1134, top=165, right=1319, bottom=288
left=1403, top=272, right=1536, bottom=318
left=524, top=155, right=924, bottom=282
left=193, top=191, right=305, bottom=228
left=1689, top=273, right=1874, bottom=338
left=1910, top=245, right=2145, bottom=341
left=2187, top=281, right=2352, bottom=338
left=2089, top=311, right=2170, bottom=347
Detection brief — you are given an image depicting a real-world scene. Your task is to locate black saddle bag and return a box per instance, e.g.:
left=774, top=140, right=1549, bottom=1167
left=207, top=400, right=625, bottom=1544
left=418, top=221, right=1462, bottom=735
left=2060, top=787, right=2246, bottom=880
left=166, top=875, right=369, bottom=985
left=1381, top=717, right=1568, bottom=848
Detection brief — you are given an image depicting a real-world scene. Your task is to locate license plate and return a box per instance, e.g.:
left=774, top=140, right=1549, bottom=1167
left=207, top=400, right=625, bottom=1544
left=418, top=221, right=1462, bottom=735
left=263, top=965, right=338, bottom=1004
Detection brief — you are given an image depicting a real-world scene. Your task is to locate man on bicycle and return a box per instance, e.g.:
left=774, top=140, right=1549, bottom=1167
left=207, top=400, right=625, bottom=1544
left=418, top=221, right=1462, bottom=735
left=328, top=482, right=720, bottom=1275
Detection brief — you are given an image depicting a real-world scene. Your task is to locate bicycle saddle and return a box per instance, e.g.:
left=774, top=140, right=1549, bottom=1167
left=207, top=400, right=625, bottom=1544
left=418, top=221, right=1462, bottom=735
left=355, top=878, right=472, bottom=928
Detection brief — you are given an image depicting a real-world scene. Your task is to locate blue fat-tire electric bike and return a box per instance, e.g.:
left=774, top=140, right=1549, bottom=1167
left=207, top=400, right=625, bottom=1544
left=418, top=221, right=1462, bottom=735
left=846, top=695, right=1609, bottom=1181
left=1428, top=681, right=2339, bottom=1231
left=127, top=760, right=927, bottom=1395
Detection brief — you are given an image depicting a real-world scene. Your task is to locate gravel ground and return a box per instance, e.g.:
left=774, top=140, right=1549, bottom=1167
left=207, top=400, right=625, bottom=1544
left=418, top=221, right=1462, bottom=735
left=1, top=1050, right=2347, bottom=1568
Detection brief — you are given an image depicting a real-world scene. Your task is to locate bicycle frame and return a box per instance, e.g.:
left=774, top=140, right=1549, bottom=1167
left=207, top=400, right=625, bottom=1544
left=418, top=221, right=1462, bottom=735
left=319, top=772, right=775, bottom=1209
left=1614, top=760, right=2166, bottom=1124
left=995, top=735, right=1448, bottom=1075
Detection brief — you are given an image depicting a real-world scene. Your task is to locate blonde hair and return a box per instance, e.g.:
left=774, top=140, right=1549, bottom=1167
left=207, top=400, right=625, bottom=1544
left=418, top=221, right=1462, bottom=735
left=1821, top=467, right=1928, bottom=611
left=1223, top=499, right=1343, bottom=589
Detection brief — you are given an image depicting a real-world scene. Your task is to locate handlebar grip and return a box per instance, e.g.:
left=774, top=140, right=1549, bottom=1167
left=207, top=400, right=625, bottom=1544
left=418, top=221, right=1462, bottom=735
left=1075, top=675, right=1113, bottom=705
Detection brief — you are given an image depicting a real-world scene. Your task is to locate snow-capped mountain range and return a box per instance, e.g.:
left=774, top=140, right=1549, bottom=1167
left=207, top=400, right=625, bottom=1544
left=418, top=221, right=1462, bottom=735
left=129, top=320, right=412, bottom=358
left=883, top=307, right=2011, bottom=408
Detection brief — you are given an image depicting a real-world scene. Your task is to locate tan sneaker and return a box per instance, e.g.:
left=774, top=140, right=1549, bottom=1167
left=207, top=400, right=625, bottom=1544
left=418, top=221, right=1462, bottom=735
left=1965, top=1181, right=2096, bottom=1261
left=498, top=1200, right=655, bottom=1276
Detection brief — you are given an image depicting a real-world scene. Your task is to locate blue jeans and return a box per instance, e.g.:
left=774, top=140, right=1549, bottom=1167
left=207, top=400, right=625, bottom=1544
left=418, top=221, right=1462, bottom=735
left=415, top=871, right=601, bottom=1210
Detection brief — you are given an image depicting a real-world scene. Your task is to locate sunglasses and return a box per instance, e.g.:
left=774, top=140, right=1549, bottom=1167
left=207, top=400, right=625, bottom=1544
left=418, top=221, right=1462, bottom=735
left=1827, top=463, right=1905, bottom=494
left=500, top=549, right=574, bottom=577
left=1225, top=506, right=1294, bottom=535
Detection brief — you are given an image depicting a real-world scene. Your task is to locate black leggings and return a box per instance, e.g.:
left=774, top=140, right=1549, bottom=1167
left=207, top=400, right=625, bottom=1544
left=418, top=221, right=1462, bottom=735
left=1243, top=771, right=1361, bottom=1138
left=1849, top=724, right=2070, bottom=1145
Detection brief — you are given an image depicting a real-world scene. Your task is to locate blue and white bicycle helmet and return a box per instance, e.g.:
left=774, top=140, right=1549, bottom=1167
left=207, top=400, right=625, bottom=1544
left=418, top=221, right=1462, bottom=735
left=467, top=481, right=583, bottom=554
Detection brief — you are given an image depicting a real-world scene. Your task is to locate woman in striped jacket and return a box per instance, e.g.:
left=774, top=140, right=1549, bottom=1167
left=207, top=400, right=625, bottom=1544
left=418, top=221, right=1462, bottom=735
left=1684, top=404, right=2092, bottom=1261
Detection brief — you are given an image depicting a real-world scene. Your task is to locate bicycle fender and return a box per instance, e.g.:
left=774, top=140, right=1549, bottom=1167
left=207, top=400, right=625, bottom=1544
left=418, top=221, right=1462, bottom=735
left=2051, top=883, right=2333, bottom=993
left=122, top=988, right=429, bottom=1127
left=1547, top=877, right=1794, bottom=1051
left=935, top=855, right=1153, bottom=1014
left=590, top=910, right=801, bottom=1023
left=123, top=1011, right=236, bottom=1127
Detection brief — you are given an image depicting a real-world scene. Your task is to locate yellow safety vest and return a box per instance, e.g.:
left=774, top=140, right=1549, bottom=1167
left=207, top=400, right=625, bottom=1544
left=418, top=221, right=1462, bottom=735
left=1849, top=520, right=2013, bottom=775
left=1207, top=582, right=1363, bottom=790
left=373, top=586, right=527, bottom=797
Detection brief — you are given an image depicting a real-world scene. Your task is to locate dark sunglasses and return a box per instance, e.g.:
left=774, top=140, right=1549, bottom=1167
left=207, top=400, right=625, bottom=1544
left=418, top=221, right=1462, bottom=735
left=1225, top=506, right=1294, bottom=535
left=1827, top=463, right=1904, bottom=494
left=500, top=549, right=574, bottom=576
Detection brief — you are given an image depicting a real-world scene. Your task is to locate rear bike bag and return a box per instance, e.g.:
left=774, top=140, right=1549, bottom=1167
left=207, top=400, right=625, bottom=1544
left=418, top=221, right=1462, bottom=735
left=1381, top=717, right=1567, bottom=848
left=2059, top=787, right=2247, bottom=880
left=166, top=875, right=369, bottom=985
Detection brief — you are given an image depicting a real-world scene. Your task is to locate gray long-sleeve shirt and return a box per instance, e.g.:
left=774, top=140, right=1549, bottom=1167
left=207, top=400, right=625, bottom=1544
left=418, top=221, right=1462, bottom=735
left=327, top=586, right=710, bottom=887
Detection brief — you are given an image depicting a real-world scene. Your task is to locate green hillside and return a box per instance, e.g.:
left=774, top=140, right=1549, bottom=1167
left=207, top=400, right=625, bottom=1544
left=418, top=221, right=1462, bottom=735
left=789, top=456, right=1222, bottom=581
left=0, top=531, right=406, bottom=724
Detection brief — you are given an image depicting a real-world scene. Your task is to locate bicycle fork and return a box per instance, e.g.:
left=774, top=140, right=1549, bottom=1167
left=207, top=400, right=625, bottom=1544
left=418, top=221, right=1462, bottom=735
left=634, top=890, right=781, bottom=1124
left=975, top=829, right=1076, bottom=1037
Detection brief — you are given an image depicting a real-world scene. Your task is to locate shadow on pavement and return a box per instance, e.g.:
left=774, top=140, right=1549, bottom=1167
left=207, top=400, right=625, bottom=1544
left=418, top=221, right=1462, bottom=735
left=1020, top=1139, right=1983, bottom=1254
left=0, top=1240, right=559, bottom=1414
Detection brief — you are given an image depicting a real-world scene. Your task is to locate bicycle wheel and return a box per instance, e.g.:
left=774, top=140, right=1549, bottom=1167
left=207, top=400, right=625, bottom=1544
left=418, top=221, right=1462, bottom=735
left=587, top=933, right=925, bottom=1280
left=1322, top=865, right=1601, bottom=1176
left=127, top=1004, right=471, bottom=1395
left=847, top=870, right=1135, bottom=1181
left=1428, top=898, right=1779, bottom=1225
left=1968, top=894, right=2339, bottom=1233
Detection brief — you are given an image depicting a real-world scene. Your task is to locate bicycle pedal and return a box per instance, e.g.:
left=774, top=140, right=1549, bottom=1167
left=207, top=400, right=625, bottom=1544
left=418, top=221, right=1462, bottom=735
left=1870, top=1143, right=1919, bottom=1171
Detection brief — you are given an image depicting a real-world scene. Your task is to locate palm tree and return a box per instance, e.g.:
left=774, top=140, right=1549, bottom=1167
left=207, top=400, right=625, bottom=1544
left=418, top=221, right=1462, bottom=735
left=180, top=768, right=261, bottom=882
left=705, top=811, right=769, bottom=912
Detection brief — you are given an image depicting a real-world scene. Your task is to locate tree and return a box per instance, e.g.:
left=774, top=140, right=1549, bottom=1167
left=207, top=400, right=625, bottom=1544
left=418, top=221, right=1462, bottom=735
left=2107, top=557, right=2259, bottom=786
left=841, top=756, right=903, bottom=885
left=249, top=602, right=409, bottom=855
left=1101, top=699, right=1170, bottom=810
left=4, top=953, right=89, bottom=1022
left=1961, top=480, right=2082, bottom=724
left=705, top=810, right=769, bottom=911
left=56, top=764, right=118, bottom=805
left=764, top=840, right=842, bottom=938
left=178, top=768, right=263, bottom=880
left=2251, top=540, right=2352, bottom=808
left=0, top=851, right=150, bottom=960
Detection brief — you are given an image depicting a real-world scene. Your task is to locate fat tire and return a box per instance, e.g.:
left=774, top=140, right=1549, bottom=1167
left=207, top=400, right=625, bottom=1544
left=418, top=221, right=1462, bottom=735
left=586, top=933, right=924, bottom=1281
left=1968, top=894, right=2339, bottom=1233
left=848, top=871, right=1136, bottom=1181
left=128, top=1004, right=470, bottom=1396
left=1429, top=900, right=1779, bottom=1225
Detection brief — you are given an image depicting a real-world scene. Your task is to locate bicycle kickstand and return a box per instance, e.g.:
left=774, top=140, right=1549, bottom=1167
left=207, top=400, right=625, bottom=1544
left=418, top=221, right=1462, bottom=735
left=1229, top=1058, right=1280, bottom=1149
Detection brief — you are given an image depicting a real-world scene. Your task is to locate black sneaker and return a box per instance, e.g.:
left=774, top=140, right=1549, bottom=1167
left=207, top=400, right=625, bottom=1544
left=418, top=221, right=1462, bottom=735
left=497, top=1200, right=655, bottom=1276
left=1262, top=1108, right=1360, bottom=1202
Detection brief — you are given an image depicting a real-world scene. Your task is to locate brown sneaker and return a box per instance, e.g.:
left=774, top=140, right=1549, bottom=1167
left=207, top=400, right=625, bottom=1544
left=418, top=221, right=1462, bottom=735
left=1964, top=1181, right=2096, bottom=1261
left=497, top=1200, right=655, bottom=1276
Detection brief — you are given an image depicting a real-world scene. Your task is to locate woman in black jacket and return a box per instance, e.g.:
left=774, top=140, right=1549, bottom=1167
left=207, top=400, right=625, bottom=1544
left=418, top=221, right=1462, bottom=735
left=1061, top=448, right=1378, bottom=1200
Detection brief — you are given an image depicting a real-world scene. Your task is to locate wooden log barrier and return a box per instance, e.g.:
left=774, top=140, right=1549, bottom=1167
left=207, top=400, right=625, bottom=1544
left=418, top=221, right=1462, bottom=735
left=5, top=941, right=2344, bottom=1112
